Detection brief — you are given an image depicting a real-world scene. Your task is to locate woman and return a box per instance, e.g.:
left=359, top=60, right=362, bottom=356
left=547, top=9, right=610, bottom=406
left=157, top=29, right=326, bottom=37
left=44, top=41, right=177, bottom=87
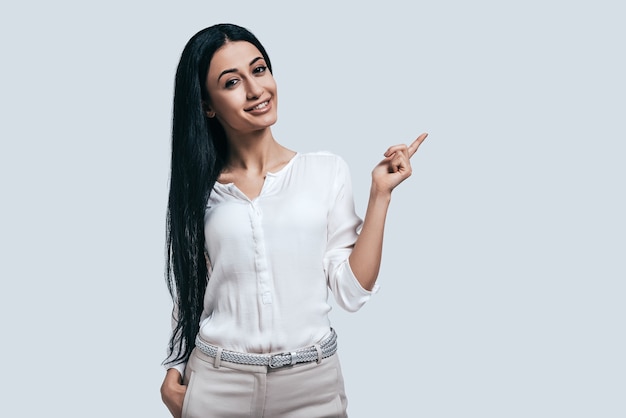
left=161, top=23, right=427, bottom=418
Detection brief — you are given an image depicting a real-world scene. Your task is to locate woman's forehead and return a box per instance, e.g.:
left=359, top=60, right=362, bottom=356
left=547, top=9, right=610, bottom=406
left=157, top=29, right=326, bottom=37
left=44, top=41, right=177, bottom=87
left=209, top=41, right=263, bottom=73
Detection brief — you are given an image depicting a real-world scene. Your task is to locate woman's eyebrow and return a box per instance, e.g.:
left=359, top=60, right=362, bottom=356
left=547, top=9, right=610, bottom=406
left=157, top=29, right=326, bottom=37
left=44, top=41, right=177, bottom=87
left=217, top=68, right=238, bottom=81
left=217, top=57, right=265, bottom=81
left=249, top=56, right=263, bottom=66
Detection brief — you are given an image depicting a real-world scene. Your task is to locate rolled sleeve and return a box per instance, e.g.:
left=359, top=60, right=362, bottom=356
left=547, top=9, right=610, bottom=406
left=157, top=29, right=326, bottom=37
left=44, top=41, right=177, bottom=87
left=163, top=300, right=187, bottom=375
left=323, top=156, right=378, bottom=312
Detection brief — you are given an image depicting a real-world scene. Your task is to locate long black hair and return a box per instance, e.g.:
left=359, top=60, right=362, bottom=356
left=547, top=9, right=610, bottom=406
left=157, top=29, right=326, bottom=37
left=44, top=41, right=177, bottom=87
left=164, top=23, right=273, bottom=367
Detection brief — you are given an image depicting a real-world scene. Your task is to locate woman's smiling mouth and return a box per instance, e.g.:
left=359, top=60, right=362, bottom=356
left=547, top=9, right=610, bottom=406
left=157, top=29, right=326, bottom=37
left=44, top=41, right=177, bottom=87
left=246, top=100, right=270, bottom=112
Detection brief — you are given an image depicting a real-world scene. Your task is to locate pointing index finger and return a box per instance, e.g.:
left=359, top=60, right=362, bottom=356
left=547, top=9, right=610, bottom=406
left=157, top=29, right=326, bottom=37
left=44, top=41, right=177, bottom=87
left=408, top=133, right=428, bottom=158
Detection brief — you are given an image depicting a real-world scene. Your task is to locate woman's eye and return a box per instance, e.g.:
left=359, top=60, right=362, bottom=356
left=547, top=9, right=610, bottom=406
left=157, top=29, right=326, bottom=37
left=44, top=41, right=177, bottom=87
left=253, top=66, right=267, bottom=74
left=225, top=79, right=239, bottom=88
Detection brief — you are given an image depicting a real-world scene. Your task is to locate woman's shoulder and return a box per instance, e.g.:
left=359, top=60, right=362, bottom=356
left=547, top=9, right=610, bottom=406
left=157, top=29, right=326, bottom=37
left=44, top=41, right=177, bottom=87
left=294, top=151, right=349, bottom=169
left=287, top=152, right=352, bottom=187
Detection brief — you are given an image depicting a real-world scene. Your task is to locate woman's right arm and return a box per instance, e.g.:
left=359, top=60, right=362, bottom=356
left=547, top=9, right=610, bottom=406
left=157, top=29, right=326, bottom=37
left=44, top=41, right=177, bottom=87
left=160, top=368, right=186, bottom=418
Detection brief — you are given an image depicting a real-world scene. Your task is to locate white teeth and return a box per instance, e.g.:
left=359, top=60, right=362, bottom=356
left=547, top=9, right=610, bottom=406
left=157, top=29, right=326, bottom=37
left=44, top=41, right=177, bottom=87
left=253, top=101, right=268, bottom=110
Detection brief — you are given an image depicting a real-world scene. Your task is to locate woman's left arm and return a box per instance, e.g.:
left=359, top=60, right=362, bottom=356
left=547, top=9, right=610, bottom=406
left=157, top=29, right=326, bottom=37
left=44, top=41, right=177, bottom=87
left=348, top=133, right=428, bottom=291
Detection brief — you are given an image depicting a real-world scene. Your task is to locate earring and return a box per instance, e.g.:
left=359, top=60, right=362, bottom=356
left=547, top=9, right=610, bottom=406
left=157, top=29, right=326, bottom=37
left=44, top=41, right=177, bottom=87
left=207, top=111, right=216, bottom=118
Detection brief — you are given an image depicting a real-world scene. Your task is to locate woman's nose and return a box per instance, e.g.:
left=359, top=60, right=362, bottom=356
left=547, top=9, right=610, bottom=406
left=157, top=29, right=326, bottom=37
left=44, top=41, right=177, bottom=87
left=246, top=78, right=264, bottom=100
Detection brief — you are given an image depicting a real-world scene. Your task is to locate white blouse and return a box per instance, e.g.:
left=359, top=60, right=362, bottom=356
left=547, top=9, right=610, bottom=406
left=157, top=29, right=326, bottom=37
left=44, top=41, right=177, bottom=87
left=168, top=152, right=377, bottom=374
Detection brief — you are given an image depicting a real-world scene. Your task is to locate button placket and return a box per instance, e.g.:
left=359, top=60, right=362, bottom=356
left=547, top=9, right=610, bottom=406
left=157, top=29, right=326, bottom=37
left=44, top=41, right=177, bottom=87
left=249, top=202, right=273, bottom=306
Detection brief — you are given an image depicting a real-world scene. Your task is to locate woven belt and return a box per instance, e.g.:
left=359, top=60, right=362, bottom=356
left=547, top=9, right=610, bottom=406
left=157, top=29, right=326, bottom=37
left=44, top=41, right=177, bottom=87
left=194, top=328, right=338, bottom=369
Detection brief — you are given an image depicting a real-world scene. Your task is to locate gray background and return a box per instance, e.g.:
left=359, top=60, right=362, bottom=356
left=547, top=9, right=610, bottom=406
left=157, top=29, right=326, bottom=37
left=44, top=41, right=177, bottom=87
left=1, top=0, right=624, bottom=417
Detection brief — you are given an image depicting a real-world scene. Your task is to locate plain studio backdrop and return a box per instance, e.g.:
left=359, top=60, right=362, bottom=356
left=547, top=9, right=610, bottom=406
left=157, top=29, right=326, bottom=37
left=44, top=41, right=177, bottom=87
left=1, top=1, right=624, bottom=417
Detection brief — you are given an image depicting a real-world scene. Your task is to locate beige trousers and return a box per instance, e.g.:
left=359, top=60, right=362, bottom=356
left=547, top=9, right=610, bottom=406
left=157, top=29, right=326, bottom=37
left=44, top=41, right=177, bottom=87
left=181, top=346, right=348, bottom=418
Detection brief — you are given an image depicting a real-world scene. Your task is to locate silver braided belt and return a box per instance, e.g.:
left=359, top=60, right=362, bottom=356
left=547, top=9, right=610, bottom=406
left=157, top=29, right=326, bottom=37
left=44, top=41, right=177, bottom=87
left=194, top=328, right=338, bottom=369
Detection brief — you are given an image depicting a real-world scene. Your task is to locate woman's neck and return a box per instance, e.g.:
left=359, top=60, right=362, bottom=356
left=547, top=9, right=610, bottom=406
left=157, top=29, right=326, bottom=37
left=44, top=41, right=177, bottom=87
left=224, top=129, right=292, bottom=176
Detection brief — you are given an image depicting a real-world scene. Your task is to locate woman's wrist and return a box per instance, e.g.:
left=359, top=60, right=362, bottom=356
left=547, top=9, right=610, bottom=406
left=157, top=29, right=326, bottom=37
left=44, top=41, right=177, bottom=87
left=163, top=368, right=183, bottom=386
left=369, top=186, right=392, bottom=204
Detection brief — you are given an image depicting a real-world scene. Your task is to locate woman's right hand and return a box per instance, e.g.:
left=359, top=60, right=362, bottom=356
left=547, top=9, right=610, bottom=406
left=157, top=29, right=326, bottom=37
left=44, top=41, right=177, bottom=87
left=161, top=368, right=187, bottom=418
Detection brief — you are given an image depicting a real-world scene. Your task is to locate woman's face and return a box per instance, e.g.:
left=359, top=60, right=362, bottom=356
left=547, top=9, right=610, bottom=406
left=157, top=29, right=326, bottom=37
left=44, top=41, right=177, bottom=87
left=204, top=41, right=278, bottom=136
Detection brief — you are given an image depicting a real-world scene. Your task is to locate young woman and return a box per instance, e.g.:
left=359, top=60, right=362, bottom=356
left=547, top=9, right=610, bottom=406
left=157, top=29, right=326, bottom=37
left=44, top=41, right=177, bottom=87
left=160, top=23, right=427, bottom=418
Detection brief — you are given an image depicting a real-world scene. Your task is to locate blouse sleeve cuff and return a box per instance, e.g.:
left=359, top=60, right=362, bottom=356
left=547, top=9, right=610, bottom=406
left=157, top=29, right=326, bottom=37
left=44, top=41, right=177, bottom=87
left=332, top=260, right=379, bottom=312
left=165, top=362, right=186, bottom=380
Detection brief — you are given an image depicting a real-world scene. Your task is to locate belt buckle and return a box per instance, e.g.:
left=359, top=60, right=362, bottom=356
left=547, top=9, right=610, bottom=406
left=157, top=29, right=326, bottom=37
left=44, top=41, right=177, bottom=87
left=268, top=351, right=297, bottom=368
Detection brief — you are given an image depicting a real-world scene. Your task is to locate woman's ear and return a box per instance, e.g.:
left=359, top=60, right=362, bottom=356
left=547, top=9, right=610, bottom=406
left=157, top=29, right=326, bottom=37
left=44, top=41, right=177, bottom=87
left=202, top=101, right=216, bottom=118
